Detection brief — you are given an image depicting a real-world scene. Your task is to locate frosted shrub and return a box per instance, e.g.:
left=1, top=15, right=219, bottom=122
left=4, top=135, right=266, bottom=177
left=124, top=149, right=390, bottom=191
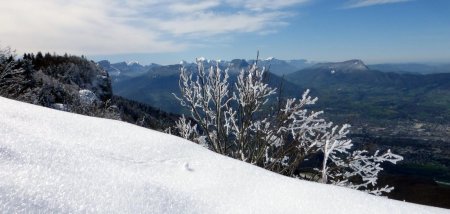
left=173, top=57, right=402, bottom=195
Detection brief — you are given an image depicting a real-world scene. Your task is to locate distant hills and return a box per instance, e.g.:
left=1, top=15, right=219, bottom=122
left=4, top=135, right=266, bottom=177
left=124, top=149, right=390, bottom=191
left=97, top=60, right=161, bottom=83
left=111, top=60, right=302, bottom=113
left=106, top=57, right=311, bottom=113
left=102, top=57, right=313, bottom=82
left=308, top=59, right=369, bottom=73
left=369, top=63, right=450, bottom=74
left=100, top=58, right=450, bottom=82
left=252, top=58, right=313, bottom=75
left=286, top=60, right=450, bottom=123
left=112, top=64, right=181, bottom=113
left=101, top=58, right=450, bottom=123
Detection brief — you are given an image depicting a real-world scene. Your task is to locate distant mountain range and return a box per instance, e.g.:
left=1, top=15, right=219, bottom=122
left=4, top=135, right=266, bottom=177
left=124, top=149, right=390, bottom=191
left=369, top=63, right=450, bottom=74
left=102, top=58, right=313, bottom=114
left=101, top=57, right=313, bottom=82
left=98, top=58, right=450, bottom=123
left=309, top=59, right=369, bottom=73
left=111, top=59, right=302, bottom=113
left=97, top=60, right=161, bottom=82
left=286, top=60, right=450, bottom=122
left=99, top=58, right=450, bottom=82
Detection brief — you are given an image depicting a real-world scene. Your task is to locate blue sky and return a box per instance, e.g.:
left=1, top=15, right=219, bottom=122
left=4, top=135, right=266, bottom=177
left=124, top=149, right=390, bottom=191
left=1, top=0, right=449, bottom=65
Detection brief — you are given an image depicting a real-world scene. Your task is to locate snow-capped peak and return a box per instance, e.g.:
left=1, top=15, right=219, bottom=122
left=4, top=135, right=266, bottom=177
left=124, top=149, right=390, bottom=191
left=126, top=61, right=140, bottom=66
left=265, top=57, right=275, bottom=61
left=196, top=57, right=207, bottom=62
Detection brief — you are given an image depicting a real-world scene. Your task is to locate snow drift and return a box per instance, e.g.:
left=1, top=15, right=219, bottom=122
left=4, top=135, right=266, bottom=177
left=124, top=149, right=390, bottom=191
left=0, top=97, right=447, bottom=213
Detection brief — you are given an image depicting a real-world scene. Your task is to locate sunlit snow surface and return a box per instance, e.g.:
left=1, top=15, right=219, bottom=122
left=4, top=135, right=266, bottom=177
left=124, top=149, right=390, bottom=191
left=0, top=97, right=448, bottom=213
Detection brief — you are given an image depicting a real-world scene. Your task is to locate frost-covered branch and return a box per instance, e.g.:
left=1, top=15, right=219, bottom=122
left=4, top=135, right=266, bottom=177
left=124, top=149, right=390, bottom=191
left=173, top=59, right=235, bottom=154
left=173, top=56, right=403, bottom=196
left=328, top=149, right=403, bottom=195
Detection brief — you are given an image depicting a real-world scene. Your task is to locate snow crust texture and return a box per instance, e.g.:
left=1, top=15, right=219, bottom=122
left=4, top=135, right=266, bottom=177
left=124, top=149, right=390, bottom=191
left=0, top=97, right=448, bottom=214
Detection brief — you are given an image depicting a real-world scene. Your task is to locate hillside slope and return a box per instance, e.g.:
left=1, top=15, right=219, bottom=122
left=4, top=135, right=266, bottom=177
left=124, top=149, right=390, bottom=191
left=0, top=97, right=447, bottom=213
left=286, top=61, right=450, bottom=122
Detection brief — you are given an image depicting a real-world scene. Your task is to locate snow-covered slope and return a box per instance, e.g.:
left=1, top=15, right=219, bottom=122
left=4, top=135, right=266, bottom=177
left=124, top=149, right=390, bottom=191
left=0, top=97, right=447, bottom=213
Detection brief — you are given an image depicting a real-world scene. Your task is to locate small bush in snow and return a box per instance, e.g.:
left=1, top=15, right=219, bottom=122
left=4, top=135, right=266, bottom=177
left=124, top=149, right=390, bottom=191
left=173, top=56, right=402, bottom=195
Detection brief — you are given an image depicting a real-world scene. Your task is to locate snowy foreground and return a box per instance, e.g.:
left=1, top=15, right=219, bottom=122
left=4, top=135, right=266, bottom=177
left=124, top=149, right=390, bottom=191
left=0, top=97, right=447, bottom=214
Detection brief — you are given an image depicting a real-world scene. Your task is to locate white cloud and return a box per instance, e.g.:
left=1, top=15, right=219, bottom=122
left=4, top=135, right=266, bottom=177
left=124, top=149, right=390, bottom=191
left=0, top=0, right=181, bottom=54
left=226, top=0, right=310, bottom=11
left=0, top=0, right=308, bottom=55
left=344, top=0, right=411, bottom=9
left=154, top=12, right=290, bottom=36
left=169, top=1, right=221, bottom=13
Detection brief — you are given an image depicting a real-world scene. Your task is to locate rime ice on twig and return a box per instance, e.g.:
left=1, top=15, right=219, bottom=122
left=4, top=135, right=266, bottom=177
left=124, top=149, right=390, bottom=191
left=173, top=57, right=403, bottom=195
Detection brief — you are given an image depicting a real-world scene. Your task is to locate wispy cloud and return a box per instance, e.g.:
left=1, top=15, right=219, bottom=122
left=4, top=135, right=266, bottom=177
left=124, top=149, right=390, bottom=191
left=0, top=0, right=309, bottom=55
left=169, top=1, right=221, bottom=14
left=226, top=0, right=310, bottom=11
left=343, top=0, right=411, bottom=9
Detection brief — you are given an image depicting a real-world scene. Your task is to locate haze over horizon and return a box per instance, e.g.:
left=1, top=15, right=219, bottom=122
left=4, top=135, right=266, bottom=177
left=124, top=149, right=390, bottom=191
left=1, top=0, right=449, bottom=65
